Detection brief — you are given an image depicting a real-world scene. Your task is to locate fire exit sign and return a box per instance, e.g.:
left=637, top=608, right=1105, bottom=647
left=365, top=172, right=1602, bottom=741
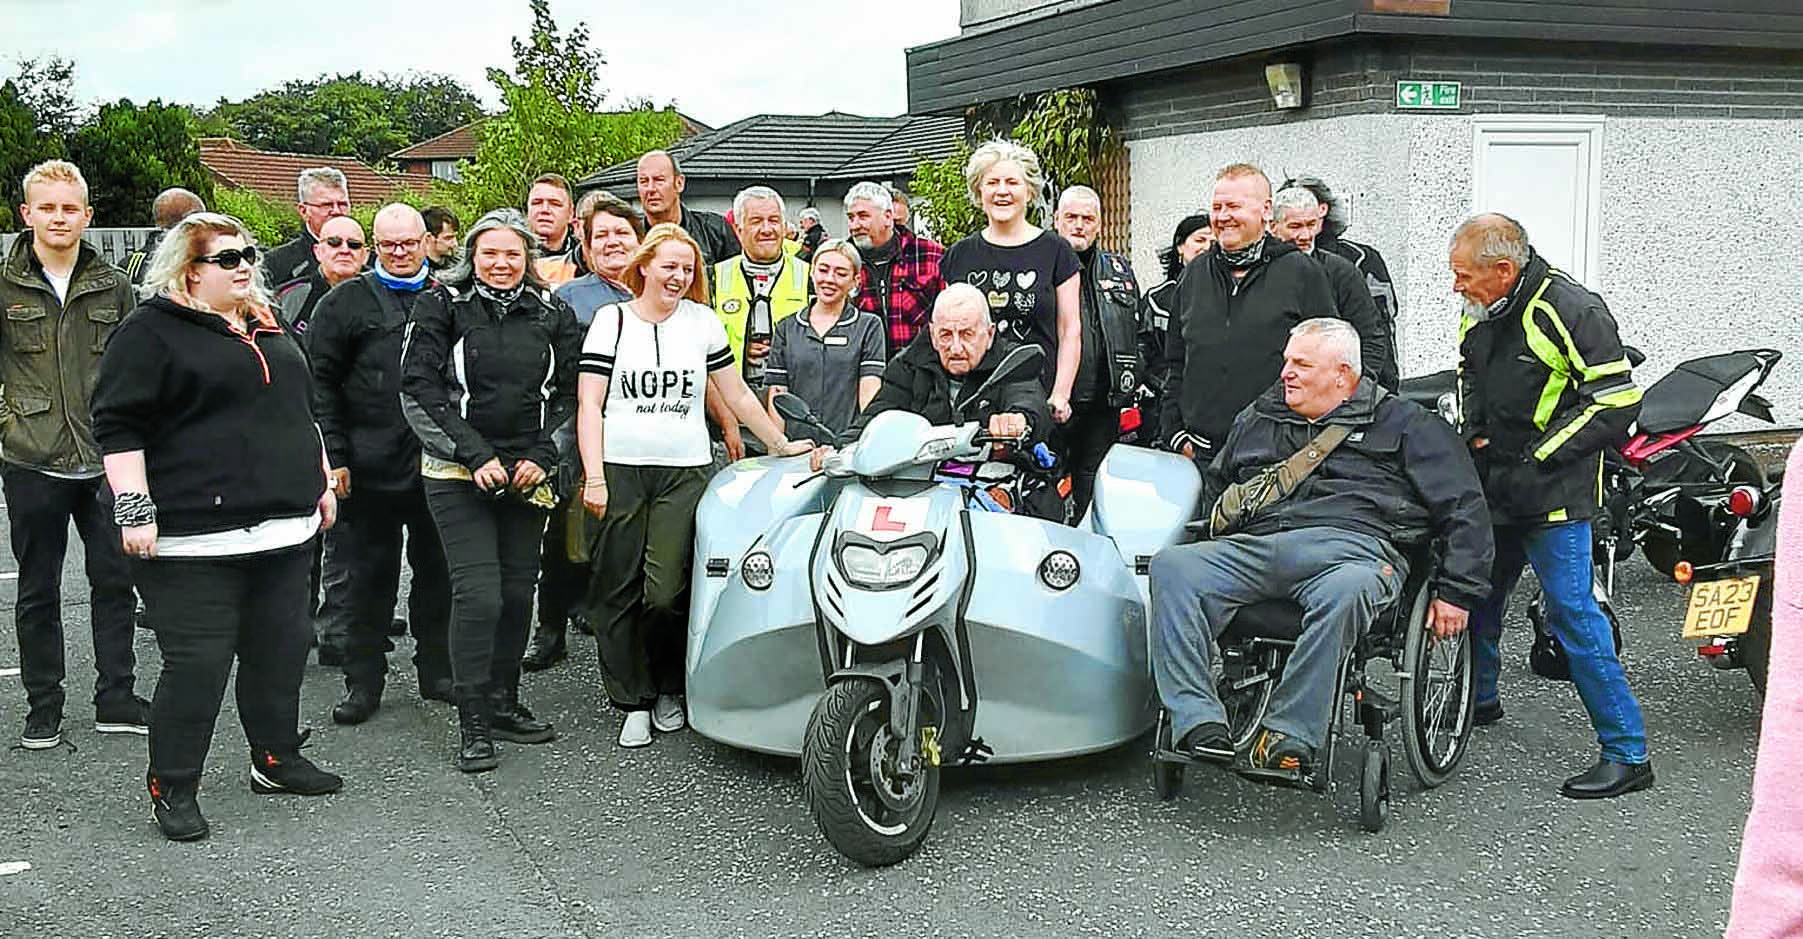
left=1396, top=80, right=1461, bottom=110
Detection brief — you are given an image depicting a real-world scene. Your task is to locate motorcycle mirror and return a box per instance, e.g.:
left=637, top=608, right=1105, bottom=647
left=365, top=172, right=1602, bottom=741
left=964, top=344, right=1045, bottom=405
left=1624, top=346, right=1647, bottom=367
left=772, top=392, right=838, bottom=447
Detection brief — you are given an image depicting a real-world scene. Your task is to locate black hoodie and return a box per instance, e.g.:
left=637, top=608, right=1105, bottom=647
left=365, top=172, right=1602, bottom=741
left=1160, top=235, right=1336, bottom=449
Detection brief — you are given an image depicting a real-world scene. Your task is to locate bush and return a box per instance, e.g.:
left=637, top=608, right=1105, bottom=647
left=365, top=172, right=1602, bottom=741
left=213, top=187, right=301, bottom=248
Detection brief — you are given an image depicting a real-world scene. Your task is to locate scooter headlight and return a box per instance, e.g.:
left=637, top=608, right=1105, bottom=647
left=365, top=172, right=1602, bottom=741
left=741, top=550, right=774, bottom=590
left=1039, top=550, right=1080, bottom=590
left=840, top=543, right=929, bottom=588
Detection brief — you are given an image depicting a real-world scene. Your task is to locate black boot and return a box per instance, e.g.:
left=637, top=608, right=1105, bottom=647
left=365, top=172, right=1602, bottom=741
left=148, top=773, right=208, bottom=842
left=520, top=625, right=567, bottom=672
left=249, top=731, right=344, bottom=795
left=456, top=689, right=499, bottom=773
left=489, top=681, right=556, bottom=744
left=332, top=685, right=381, bottom=725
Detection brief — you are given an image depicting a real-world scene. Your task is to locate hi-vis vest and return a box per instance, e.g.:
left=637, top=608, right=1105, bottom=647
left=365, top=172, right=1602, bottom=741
left=711, top=254, right=810, bottom=368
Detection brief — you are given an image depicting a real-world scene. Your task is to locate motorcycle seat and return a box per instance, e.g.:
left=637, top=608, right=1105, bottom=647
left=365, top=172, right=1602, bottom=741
left=1222, top=600, right=1307, bottom=643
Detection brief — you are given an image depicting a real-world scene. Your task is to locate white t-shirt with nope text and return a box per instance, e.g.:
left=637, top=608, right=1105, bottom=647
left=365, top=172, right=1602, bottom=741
left=578, top=299, right=733, bottom=468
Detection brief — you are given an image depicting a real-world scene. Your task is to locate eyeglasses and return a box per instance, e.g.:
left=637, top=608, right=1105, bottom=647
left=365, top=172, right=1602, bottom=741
left=196, top=246, right=259, bottom=269
left=304, top=200, right=352, bottom=212
left=323, top=236, right=366, bottom=251
left=376, top=238, right=422, bottom=253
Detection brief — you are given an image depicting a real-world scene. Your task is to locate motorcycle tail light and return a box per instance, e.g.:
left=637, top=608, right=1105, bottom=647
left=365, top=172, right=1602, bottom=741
left=1698, top=644, right=1727, bottom=657
left=1673, top=561, right=1694, bottom=585
left=1728, top=485, right=1760, bottom=517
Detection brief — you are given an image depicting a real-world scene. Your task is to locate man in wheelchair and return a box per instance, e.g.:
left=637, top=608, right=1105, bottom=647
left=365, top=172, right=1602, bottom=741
left=1151, top=318, right=1493, bottom=782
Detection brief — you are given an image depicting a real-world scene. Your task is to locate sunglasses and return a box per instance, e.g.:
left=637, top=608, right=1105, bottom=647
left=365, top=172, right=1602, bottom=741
left=196, top=246, right=259, bottom=269
left=323, top=236, right=366, bottom=251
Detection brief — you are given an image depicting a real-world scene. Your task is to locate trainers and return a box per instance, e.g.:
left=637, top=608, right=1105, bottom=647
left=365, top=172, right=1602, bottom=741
left=1237, top=727, right=1314, bottom=785
left=652, top=694, right=686, bottom=733
left=1176, top=721, right=1234, bottom=765
left=148, top=775, right=208, bottom=842
left=20, top=712, right=62, bottom=750
left=618, top=710, right=653, bottom=748
left=249, top=736, right=344, bottom=796
left=96, top=695, right=151, bottom=736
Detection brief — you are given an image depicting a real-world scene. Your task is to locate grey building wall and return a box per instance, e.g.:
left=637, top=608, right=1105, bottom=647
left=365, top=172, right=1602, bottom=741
left=960, top=0, right=1092, bottom=29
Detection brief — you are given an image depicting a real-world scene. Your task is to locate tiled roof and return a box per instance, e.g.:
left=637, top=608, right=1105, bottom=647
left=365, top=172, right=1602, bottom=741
left=578, top=112, right=966, bottom=189
left=389, top=111, right=715, bottom=162
left=199, top=138, right=429, bottom=204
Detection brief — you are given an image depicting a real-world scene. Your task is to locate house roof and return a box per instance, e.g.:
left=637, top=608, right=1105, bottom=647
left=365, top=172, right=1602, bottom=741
left=389, top=110, right=715, bottom=162
left=199, top=138, right=429, bottom=204
left=577, top=112, right=965, bottom=189
left=906, top=0, right=1803, bottom=113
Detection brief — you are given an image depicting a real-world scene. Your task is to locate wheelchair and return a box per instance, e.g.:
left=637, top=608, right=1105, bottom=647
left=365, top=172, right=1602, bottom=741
left=1149, top=538, right=1476, bottom=832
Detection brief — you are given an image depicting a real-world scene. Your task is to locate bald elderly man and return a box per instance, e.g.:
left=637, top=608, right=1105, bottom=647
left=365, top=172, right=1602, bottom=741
left=306, top=204, right=453, bottom=723
left=278, top=215, right=368, bottom=338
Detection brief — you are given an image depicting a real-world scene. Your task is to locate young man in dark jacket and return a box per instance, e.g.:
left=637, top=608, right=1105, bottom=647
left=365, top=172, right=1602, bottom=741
left=1160, top=164, right=1352, bottom=463
left=0, top=160, right=146, bottom=749
left=1452, top=213, right=1652, bottom=800
left=307, top=204, right=453, bottom=723
left=1150, top=318, right=1492, bottom=780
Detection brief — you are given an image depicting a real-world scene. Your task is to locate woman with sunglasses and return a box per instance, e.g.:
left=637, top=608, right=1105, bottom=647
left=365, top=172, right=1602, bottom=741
left=91, top=213, right=344, bottom=842
left=400, top=209, right=585, bottom=773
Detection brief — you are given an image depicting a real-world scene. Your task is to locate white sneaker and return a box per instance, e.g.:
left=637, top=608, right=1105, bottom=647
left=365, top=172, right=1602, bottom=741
left=652, top=694, right=686, bottom=733
left=618, top=710, right=653, bottom=748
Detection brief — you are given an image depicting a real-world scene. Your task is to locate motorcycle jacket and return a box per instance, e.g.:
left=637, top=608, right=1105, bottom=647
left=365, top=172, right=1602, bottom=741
left=852, top=334, right=1051, bottom=450
left=1075, top=248, right=1141, bottom=408
left=1458, top=250, right=1642, bottom=526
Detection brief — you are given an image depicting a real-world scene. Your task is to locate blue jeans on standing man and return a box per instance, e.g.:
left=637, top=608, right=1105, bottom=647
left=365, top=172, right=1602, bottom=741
left=1471, top=520, right=1648, bottom=764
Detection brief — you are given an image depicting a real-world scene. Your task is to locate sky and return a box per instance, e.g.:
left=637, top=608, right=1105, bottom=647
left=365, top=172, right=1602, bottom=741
left=0, top=0, right=965, bottom=128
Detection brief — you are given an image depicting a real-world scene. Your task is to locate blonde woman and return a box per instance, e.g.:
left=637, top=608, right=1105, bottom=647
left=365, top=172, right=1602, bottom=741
left=763, top=238, right=886, bottom=440
left=92, top=212, right=343, bottom=842
left=575, top=223, right=811, bottom=747
left=939, top=140, right=1082, bottom=423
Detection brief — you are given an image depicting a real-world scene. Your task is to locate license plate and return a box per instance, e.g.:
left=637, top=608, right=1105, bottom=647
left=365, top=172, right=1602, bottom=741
left=1680, top=574, right=1761, bottom=639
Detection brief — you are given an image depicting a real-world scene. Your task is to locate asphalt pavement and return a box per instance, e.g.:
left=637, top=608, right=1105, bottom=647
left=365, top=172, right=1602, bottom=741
left=0, top=515, right=1759, bottom=938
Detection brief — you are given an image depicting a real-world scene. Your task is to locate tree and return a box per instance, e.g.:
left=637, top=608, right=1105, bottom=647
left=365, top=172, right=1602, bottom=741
left=0, top=80, right=64, bottom=231
left=456, top=0, right=682, bottom=214
left=68, top=99, right=215, bottom=226
left=11, top=56, right=78, bottom=138
left=209, top=72, right=483, bottom=165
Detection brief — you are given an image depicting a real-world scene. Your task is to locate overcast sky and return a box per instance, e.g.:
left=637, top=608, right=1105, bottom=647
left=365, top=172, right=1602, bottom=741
left=1, top=0, right=965, bottom=128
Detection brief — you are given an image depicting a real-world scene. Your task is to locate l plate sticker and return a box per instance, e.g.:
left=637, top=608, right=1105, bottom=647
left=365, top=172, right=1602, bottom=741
left=860, top=498, right=927, bottom=540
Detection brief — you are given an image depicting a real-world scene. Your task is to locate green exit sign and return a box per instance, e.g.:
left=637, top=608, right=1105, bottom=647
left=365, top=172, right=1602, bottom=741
left=1396, top=80, right=1461, bottom=110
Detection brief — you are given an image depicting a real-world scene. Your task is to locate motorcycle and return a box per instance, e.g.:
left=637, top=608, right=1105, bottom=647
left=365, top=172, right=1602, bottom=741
left=1400, top=348, right=1784, bottom=690
left=684, top=345, right=1199, bottom=866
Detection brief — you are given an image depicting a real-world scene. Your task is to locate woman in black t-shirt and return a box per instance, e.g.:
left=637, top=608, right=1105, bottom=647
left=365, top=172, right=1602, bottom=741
left=939, top=140, right=1082, bottom=422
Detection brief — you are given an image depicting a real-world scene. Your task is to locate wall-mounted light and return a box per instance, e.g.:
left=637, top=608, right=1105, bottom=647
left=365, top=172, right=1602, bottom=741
left=1265, top=62, right=1307, bottom=110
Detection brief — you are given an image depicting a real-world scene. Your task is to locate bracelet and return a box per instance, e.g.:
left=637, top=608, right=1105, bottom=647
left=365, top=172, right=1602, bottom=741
left=583, top=479, right=608, bottom=489
left=114, top=491, right=156, bottom=528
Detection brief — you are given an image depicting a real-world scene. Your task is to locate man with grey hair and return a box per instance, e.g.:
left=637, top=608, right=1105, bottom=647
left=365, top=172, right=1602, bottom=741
left=1273, top=186, right=1396, bottom=388
left=1150, top=316, right=1492, bottom=781
left=262, top=167, right=351, bottom=289
left=708, top=185, right=811, bottom=462
left=1053, top=184, right=1142, bottom=520
left=797, top=206, right=826, bottom=258
left=1450, top=212, right=1652, bottom=800
left=844, top=180, right=946, bottom=355
left=307, top=202, right=454, bottom=722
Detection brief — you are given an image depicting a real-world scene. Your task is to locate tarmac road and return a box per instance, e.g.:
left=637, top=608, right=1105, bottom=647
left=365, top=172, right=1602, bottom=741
left=0, top=515, right=1759, bottom=938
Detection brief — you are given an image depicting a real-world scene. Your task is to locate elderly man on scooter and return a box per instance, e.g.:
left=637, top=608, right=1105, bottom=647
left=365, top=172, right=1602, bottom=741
left=809, top=283, right=1050, bottom=470
left=1150, top=318, right=1493, bottom=782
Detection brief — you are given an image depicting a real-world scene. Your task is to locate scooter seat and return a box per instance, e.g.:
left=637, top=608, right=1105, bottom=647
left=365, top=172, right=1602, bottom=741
left=1222, top=600, right=1306, bottom=642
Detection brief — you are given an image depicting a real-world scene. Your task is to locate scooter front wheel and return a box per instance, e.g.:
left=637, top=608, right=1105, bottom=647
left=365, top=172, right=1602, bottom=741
left=801, top=678, right=941, bottom=867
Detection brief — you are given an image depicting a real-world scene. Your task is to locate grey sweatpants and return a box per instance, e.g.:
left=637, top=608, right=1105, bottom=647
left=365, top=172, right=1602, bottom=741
left=1150, top=528, right=1405, bottom=749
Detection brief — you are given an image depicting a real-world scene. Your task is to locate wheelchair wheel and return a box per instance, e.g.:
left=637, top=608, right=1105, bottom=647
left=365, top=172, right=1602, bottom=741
left=1221, top=645, right=1280, bottom=750
left=1359, top=739, right=1390, bottom=833
left=1151, top=711, right=1184, bottom=801
left=1400, top=588, right=1475, bottom=788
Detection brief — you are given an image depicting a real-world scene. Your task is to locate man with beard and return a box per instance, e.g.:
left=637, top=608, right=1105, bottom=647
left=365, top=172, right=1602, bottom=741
left=1451, top=212, right=1651, bottom=800
left=422, top=206, right=461, bottom=272
left=1272, top=186, right=1396, bottom=388
left=307, top=204, right=454, bottom=721
left=1160, top=164, right=1344, bottom=466
left=843, top=181, right=945, bottom=357
left=526, top=173, right=582, bottom=287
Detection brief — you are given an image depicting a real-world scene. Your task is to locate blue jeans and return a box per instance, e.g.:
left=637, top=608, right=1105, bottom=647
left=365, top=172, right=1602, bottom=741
left=1151, top=529, right=1405, bottom=750
left=1471, top=521, right=1648, bottom=764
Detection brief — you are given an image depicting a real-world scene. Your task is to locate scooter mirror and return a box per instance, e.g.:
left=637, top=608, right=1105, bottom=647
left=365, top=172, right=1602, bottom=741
left=965, top=344, right=1045, bottom=405
left=772, top=392, right=839, bottom=448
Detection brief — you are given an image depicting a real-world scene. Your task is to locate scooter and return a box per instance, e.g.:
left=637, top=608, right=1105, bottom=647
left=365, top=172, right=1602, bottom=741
left=684, top=345, right=1199, bottom=867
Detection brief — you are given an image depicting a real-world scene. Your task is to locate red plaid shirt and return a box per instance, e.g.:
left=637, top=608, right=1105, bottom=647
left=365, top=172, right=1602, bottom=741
left=852, top=226, right=946, bottom=356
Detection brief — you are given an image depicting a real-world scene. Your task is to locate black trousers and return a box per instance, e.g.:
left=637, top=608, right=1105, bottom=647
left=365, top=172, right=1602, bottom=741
left=339, top=484, right=452, bottom=691
left=423, top=479, right=548, bottom=696
left=586, top=464, right=708, bottom=710
left=132, top=544, right=312, bottom=782
left=313, top=521, right=355, bottom=650
left=1056, top=401, right=1120, bottom=523
left=1, top=466, right=136, bottom=721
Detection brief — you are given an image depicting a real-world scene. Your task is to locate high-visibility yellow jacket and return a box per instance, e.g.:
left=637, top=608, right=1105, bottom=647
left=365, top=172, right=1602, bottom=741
left=711, top=253, right=810, bottom=370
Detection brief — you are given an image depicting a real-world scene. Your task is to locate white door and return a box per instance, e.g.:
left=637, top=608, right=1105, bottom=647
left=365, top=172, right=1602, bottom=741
left=1471, top=116, right=1604, bottom=287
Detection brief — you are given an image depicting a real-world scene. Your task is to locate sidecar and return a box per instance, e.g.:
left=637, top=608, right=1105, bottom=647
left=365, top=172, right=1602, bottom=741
left=686, top=444, right=1201, bottom=761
